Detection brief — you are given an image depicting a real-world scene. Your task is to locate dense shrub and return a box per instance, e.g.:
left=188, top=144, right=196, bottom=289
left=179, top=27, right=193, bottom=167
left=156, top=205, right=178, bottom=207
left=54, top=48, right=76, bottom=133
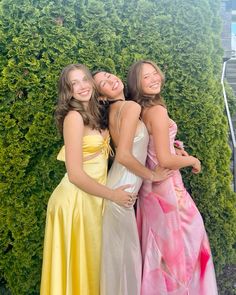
left=0, top=0, right=235, bottom=293
left=225, top=82, right=236, bottom=118
left=0, top=0, right=79, bottom=293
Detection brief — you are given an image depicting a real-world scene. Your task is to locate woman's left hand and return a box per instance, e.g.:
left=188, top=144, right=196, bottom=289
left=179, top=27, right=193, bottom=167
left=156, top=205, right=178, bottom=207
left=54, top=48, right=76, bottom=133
left=175, top=148, right=189, bottom=156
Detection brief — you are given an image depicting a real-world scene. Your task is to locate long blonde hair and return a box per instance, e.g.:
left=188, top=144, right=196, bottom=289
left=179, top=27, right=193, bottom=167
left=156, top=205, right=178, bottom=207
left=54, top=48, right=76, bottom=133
left=127, top=60, right=166, bottom=108
left=55, top=64, right=101, bottom=134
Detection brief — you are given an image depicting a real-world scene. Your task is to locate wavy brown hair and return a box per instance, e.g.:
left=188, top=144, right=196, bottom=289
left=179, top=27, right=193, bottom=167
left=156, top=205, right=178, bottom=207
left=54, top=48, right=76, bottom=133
left=55, top=64, right=101, bottom=134
left=127, top=60, right=166, bottom=108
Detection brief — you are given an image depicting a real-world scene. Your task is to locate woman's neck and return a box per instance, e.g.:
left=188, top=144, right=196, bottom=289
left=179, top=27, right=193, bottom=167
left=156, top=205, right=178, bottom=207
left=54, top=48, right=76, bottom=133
left=109, top=98, right=124, bottom=105
left=81, top=101, right=89, bottom=109
left=110, top=93, right=125, bottom=101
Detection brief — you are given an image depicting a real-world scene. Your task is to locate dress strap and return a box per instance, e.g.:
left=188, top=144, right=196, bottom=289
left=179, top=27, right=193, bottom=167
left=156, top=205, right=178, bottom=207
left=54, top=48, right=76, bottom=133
left=116, top=101, right=127, bottom=135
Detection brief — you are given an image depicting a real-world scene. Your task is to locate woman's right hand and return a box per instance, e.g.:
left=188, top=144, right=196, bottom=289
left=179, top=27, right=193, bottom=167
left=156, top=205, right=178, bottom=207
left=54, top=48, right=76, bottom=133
left=191, top=157, right=201, bottom=174
left=110, top=184, right=136, bottom=208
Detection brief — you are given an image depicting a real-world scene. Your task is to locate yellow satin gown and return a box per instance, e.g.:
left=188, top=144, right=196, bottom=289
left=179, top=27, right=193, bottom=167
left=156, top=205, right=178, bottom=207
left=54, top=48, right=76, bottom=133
left=40, top=134, right=110, bottom=295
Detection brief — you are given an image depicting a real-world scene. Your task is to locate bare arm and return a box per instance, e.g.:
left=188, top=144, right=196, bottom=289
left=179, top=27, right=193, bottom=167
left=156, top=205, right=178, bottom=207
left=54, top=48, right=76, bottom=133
left=63, top=111, right=132, bottom=206
left=144, top=105, right=200, bottom=172
left=174, top=140, right=189, bottom=156
left=175, top=148, right=189, bottom=157
left=115, top=101, right=172, bottom=181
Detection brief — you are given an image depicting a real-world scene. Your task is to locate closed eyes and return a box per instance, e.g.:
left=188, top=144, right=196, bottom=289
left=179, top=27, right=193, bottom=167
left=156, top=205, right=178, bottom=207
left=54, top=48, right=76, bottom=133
left=101, top=81, right=107, bottom=88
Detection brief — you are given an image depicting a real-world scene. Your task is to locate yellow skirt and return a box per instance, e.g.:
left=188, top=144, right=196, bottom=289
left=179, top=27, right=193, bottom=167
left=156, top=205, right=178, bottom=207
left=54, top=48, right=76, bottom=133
left=40, top=173, right=105, bottom=295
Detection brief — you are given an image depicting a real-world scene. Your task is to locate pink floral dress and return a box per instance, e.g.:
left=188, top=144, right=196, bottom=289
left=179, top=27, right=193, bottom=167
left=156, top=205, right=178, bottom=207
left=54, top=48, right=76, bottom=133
left=136, top=119, right=218, bottom=295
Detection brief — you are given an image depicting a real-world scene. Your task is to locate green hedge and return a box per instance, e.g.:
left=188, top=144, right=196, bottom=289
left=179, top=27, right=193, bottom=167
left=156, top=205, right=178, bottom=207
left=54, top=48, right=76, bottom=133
left=0, top=0, right=235, bottom=294
left=225, top=82, right=236, bottom=118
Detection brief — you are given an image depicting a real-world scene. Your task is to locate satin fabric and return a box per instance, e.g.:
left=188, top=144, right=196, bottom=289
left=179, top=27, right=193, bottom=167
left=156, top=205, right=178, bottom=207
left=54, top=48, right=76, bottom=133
left=100, top=122, right=149, bottom=295
left=137, top=119, right=218, bottom=295
left=40, top=135, right=110, bottom=295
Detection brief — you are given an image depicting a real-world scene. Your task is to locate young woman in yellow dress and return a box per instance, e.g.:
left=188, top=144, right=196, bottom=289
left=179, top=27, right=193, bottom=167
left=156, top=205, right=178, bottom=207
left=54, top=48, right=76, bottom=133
left=40, top=64, right=133, bottom=295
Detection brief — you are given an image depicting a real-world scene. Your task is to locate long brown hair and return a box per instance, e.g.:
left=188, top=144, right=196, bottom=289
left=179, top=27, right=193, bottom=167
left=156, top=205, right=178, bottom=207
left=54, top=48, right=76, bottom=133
left=55, top=64, right=101, bottom=134
left=127, top=60, right=166, bottom=108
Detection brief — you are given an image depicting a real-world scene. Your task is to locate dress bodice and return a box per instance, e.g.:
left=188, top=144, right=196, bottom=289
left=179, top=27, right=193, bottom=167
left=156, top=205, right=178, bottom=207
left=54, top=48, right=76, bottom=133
left=57, top=134, right=111, bottom=162
left=56, top=134, right=111, bottom=180
left=107, top=121, right=149, bottom=194
left=147, top=119, right=177, bottom=167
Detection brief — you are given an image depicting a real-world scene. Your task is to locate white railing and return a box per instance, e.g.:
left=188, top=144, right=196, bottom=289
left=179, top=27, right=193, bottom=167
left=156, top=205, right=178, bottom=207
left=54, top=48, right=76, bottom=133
left=221, top=58, right=236, bottom=192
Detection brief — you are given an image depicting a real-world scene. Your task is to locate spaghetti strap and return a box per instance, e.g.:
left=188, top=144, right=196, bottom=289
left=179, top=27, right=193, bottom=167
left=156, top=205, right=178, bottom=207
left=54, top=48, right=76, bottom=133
left=116, top=101, right=127, bottom=134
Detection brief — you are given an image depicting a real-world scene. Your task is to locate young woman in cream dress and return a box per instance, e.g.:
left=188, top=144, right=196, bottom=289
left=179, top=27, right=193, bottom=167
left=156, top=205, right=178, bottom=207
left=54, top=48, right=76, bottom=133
left=93, top=71, right=172, bottom=295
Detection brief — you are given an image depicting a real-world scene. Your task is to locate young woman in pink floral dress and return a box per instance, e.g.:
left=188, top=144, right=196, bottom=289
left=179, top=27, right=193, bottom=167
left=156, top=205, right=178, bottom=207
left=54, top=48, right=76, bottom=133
left=127, top=60, right=218, bottom=295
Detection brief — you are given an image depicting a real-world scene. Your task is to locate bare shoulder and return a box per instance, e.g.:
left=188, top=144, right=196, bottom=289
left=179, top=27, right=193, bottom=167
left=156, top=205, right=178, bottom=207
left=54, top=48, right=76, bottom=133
left=146, top=104, right=167, bottom=116
left=122, top=100, right=141, bottom=113
left=64, top=110, right=83, bottom=124
left=63, top=111, right=84, bottom=132
left=143, top=105, right=169, bottom=128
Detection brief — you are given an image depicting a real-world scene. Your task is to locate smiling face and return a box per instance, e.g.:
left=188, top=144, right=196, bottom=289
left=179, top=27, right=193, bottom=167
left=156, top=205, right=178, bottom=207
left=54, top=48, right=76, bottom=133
left=68, top=69, right=93, bottom=105
left=93, top=71, right=124, bottom=100
left=140, top=63, right=162, bottom=96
